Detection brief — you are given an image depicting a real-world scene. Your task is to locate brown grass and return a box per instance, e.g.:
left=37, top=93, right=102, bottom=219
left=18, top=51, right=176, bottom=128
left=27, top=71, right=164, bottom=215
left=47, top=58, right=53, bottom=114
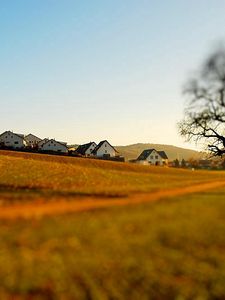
left=0, top=180, right=224, bottom=219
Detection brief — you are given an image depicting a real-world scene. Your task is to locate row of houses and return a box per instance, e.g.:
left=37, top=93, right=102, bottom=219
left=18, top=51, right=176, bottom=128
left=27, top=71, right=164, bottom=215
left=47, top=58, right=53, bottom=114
left=0, top=131, right=169, bottom=165
left=0, top=131, right=68, bottom=153
left=0, top=131, right=120, bottom=158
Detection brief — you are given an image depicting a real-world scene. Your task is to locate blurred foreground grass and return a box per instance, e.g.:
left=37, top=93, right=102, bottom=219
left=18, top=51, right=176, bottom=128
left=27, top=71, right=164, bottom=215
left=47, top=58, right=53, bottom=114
left=0, top=188, right=225, bottom=299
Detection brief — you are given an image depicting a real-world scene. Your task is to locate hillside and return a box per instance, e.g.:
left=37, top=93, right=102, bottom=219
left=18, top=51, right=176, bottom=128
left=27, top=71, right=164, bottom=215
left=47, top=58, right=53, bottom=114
left=116, top=143, right=204, bottom=161
left=0, top=150, right=225, bottom=299
left=0, top=150, right=211, bottom=204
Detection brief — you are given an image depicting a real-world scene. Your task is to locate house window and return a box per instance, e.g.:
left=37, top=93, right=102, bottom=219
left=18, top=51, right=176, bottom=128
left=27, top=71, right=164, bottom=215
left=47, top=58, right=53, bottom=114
left=105, top=144, right=107, bottom=147
left=150, top=156, right=153, bottom=159
left=14, top=141, right=18, bottom=144
left=105, top=150, right=107, bottom=153
left=155, top=156, right=158, bottom=159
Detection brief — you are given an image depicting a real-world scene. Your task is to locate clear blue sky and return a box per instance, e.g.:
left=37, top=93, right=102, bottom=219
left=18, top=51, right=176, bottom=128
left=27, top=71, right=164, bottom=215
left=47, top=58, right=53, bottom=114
left=1, top=0, right=225, bottom=148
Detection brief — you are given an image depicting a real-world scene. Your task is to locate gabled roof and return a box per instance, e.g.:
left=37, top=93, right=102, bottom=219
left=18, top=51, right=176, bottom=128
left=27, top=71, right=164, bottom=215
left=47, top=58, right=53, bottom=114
left=25, top=133, right=42, bottom=141
left=41, top=139, right=68, bottom=149
left=38, top=138, right=49, bottom=145
left=0, top=130, right=25, bottom=140
left=137, top=149, right=168, bottom=160
left=137, top=149, right=155, bottom=160
left=0, top=131, right=7, bottom=138
left=92, top=140, right=118, bottom=154
left=76, top=142, right=96, bottom=155
left=158, top=151, right=168, bottom=159
left=15, top=133, right=25, bottom=138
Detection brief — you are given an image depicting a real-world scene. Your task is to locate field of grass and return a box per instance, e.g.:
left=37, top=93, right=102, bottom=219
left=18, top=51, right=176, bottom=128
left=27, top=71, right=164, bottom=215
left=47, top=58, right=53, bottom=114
left=0, top=150, right=225, bottom=299
left=0, top=150, right=224, bottom=205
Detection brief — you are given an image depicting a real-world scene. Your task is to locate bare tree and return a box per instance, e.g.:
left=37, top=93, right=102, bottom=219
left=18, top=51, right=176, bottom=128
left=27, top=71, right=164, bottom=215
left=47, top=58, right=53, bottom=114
left=179, top=46, right=225, bottom=156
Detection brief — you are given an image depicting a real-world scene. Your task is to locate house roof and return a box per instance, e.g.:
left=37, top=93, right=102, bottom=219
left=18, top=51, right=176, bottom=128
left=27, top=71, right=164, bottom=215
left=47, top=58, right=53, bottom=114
left=15, top=133, right=25, bottom=138
left=0, top=131, right=7, bottom=138
left=25, top=133, right=42, bottom=141
left=38, top=138, right=49, bottom=146
left=158, top=151, right=168, bottom=159
left=76, top=142, right=96, bottom=155
left=0, top=131, right=24, bottom=140
left=137, top=149, right=155, bottom=160
left=41, top=139, right=68, bottom=149
left=137, top=149, right=168, bottom=160
left=92, top=140, right=118, bottom=154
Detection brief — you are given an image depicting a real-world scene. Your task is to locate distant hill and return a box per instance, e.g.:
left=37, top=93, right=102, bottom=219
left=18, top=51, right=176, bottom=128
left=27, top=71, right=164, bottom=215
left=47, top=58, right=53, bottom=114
left=116, top=143, right=204, bottom=161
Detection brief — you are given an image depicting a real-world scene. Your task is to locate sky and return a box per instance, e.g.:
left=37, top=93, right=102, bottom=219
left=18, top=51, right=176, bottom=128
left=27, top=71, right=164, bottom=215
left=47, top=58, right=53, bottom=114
left=1, top=0, right=225, bottom=148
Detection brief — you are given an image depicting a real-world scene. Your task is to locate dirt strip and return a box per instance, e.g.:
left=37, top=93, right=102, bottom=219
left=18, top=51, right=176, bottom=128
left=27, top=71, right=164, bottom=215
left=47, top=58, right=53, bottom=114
left=0, top=181, right=225, bottom=220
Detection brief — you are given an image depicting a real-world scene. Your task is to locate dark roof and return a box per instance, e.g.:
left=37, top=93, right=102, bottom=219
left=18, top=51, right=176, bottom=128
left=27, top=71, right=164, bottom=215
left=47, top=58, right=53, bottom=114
left=137, top=149, right=168, bottom=160
left=92, top=140, right=118, bottom=154
left=75, top=142, right=96, bottom=155
left=137, top=149, right=155, bottom=160
left=158, top=151, right=168, bottom=159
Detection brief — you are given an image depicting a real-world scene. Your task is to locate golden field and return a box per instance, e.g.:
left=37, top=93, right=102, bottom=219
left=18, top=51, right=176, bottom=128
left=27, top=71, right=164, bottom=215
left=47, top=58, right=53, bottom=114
left=0, top=150, right=225, bottom=299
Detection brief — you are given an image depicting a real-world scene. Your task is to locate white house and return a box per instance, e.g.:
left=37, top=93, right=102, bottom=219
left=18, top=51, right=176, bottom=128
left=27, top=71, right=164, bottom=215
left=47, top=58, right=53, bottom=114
left=92, top=140, right=118, bottom=157
left=37, top=138, right=49, bottom=148
left=40, top=139, right=68, bottom=153
left=137, top=149, right=168, bottom=166
left=25, top=134, right=42, bottom=148
left=75, top=142, right=97, bottom=156
left=158, top=151, right=169, bottom=165
left=0, top=131, right=27, bottom=149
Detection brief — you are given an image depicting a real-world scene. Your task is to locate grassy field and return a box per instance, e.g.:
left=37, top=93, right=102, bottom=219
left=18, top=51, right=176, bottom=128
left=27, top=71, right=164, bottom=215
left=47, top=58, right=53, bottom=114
left=0, top=150, right=223, bottom=205
left=0, top=150, right=225, bottom=299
